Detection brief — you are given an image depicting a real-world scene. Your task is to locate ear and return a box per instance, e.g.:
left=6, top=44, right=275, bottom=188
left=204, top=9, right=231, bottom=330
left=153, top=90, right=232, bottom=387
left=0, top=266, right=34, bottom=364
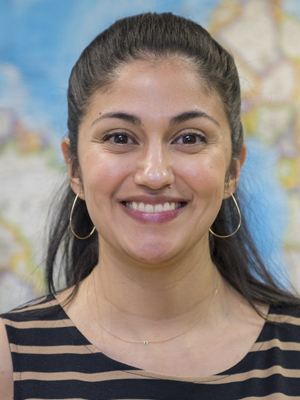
left=61, top=138, right=85, bottom=200
left=223, top=142, right=247, bottom=199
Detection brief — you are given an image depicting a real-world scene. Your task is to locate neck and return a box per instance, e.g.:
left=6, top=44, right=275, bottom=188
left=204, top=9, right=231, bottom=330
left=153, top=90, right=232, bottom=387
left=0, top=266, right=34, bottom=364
left=81, top=238, right=220, bottom=341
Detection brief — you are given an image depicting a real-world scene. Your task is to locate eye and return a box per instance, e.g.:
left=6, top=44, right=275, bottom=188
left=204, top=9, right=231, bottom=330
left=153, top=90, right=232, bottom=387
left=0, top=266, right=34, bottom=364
left=173, top=133, right=206, bottom=145
left=103, top=132, right=137, bottom=144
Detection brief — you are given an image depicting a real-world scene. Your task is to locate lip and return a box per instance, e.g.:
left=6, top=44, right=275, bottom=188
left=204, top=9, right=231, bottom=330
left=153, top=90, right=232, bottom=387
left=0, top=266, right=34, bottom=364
left=120, top=202, right=186, bottom=223
left=118, top=194, right=188, bottom=223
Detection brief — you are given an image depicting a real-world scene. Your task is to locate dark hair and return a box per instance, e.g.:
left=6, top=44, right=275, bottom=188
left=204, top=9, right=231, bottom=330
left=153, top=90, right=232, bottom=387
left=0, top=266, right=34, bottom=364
left=46, top=12, right=299, bottom=311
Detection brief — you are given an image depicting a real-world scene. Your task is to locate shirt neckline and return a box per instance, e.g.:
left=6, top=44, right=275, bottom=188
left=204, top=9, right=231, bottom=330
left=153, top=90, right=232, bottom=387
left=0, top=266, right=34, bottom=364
left=50, top=293, right=271, bottom=383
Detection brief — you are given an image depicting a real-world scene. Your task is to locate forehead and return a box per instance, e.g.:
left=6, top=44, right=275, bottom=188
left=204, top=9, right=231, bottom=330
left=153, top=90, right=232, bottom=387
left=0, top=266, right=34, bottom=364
left=84, top=59, right=229, bottom=129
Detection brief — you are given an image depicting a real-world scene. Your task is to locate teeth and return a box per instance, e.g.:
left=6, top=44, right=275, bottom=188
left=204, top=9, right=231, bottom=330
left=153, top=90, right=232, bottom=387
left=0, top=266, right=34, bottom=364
left=125, top=202, right=183, bottom=213
left=154, top=204, right=163, bottom=212
left=145, top=204, right=154, bottom=212
left=163, top=202, right=171, bottom=211
left=138, top=203, right=145, bottom=212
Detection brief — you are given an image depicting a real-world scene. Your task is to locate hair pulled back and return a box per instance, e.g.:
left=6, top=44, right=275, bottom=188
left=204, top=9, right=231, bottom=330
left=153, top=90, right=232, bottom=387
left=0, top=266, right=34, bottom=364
left=46, top=12, right=299, bottom=310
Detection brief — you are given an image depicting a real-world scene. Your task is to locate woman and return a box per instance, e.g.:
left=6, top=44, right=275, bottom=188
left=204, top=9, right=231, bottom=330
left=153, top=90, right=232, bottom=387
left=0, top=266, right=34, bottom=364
left=1, top=12, right=300, bottom=400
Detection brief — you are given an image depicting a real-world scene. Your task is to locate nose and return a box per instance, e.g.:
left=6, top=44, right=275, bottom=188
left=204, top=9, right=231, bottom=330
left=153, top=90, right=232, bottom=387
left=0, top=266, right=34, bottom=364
left=134, top=143, right=175, bottom=189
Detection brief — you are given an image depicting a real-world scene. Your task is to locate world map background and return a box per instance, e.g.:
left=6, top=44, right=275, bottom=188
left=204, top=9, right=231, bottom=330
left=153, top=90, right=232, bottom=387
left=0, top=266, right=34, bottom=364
left=1, top=0, right=300, bottom=312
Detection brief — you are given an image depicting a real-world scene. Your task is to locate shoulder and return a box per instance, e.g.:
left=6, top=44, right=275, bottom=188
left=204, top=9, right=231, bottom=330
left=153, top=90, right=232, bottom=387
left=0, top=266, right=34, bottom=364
left=0, top=294, right=64, bottom=400
left=261, top=304, right=300, bottom=343
left=0, top=318, right=13, bottom=400
left=1, top=294, right=66, bottom=340
left=0, top=293, right=59, bottom=336
left=1, top=294, right=61, bottom=324
left=268, top=304, right=300, bottom=322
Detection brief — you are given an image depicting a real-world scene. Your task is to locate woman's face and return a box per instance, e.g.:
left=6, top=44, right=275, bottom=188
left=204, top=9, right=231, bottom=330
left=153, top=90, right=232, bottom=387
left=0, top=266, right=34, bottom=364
left=63, top=59, right=245, bottom=265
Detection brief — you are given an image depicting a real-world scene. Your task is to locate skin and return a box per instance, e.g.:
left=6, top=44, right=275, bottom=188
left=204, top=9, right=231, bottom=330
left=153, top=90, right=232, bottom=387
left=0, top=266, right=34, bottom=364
left=68, top=59, right=239, bottom=266
left=0, top=59, right=265, bottom=395
left=0, top=320, right=13, bottom=399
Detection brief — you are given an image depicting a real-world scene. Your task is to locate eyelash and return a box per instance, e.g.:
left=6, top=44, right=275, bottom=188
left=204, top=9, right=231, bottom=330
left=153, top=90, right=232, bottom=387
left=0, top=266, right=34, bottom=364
left=102, top=132, right=207, bottom=145
left=102, top=132, right=137, bottom=144
left=173, top=132, right=207, bottom=145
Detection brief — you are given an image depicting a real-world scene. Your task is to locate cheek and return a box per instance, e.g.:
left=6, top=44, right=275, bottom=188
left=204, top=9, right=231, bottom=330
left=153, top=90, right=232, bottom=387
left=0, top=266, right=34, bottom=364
left=79, top=151, right=133, bottom=200
left=177, top=153, right=227, bottom=198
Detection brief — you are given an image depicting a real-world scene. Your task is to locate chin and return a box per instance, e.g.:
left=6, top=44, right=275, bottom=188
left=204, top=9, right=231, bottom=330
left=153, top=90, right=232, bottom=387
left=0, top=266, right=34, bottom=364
left=126, top=242, right=179, bottom=265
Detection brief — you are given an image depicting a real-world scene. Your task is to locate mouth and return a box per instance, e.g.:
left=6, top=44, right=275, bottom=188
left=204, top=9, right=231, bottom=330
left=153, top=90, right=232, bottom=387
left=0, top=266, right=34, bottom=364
left=121, top=201, right=187, bottom=213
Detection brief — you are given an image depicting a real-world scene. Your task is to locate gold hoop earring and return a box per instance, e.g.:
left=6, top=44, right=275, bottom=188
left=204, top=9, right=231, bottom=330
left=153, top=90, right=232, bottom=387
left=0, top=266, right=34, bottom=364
left=209, top=193, right=241, bottom=239
left=70, top=194, right=96, bottom=240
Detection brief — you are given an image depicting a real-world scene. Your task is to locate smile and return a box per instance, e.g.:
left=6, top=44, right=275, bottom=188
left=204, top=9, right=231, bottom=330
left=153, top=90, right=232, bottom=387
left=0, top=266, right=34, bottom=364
left=124, top=202, right=185, bottom=213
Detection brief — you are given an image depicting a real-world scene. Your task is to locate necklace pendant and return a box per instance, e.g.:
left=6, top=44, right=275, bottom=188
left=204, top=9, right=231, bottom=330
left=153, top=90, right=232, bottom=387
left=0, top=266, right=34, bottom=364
left=143, top=341, right=148, bottom=345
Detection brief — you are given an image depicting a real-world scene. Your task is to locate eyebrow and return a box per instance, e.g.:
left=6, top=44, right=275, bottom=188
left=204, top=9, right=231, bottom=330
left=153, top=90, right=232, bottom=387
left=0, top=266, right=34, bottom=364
left=92, top=112, right=141, bottom=126
left=91, top=110, right=220, bottom=127
left=169, top=111, right=220, bottom=127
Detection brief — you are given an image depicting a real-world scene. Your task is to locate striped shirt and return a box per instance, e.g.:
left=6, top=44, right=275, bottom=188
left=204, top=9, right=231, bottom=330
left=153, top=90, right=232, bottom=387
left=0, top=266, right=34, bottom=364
left=2, top=294, right=300, bottom=399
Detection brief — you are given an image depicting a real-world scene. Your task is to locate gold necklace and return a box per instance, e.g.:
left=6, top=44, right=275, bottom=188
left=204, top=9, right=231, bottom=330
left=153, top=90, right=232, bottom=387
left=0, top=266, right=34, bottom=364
left=96, top=274, right=220, bottom=346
